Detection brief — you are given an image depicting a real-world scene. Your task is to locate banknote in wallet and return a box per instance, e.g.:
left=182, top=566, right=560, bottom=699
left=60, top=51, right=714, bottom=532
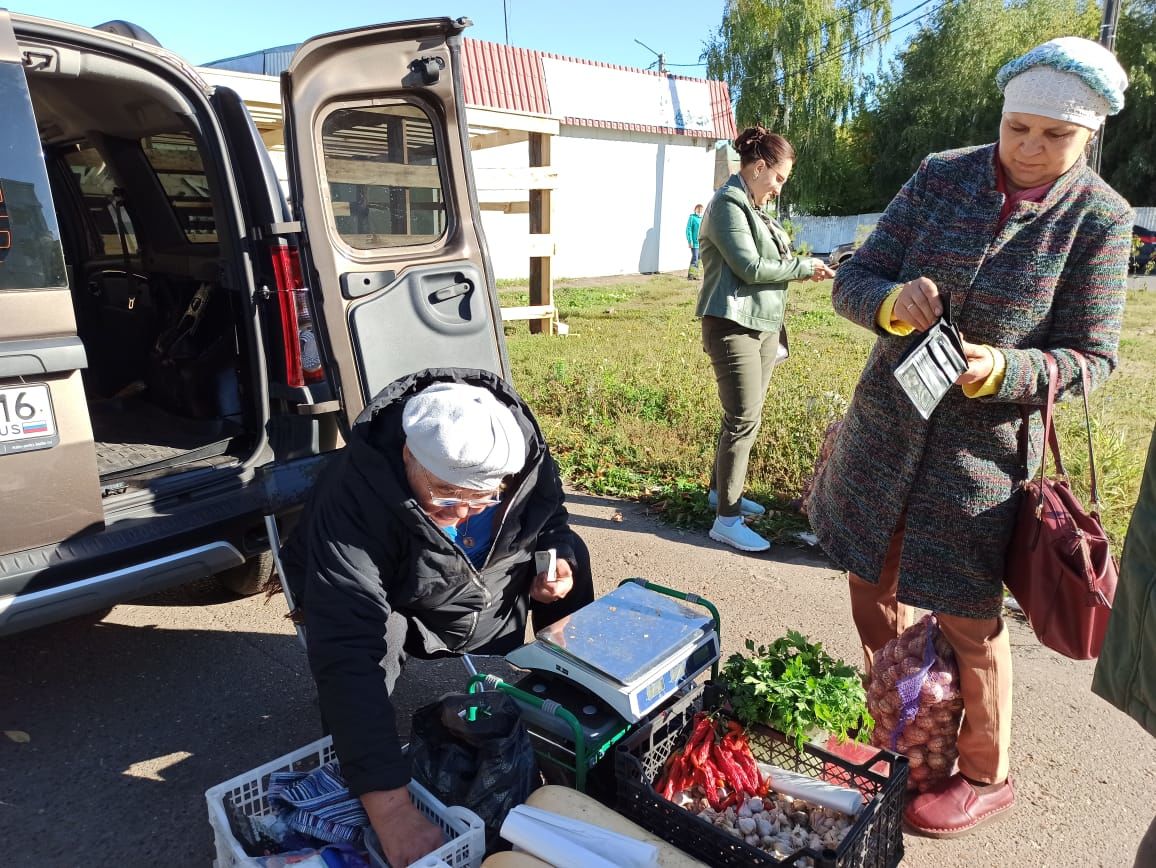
left=893, top=303, right=968, bottom=420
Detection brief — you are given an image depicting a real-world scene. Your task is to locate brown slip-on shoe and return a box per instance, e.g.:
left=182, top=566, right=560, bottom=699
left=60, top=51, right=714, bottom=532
left=904, top=773, right=1016, bottom=839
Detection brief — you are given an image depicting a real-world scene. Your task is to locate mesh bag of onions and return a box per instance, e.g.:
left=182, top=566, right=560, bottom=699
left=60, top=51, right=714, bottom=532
left=866, top=613, right=963, bottom=793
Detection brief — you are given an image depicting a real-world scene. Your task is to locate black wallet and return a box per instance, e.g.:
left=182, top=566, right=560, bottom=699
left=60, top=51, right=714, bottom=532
left=892, top=302, right=968, bottom=419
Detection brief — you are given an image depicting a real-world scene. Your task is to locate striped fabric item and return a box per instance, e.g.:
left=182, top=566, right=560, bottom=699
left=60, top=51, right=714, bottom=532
left=268, top=762, right=370, bottom=845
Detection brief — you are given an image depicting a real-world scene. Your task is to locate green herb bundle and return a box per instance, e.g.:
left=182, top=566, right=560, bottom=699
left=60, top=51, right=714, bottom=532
left=720, top=632, right=874, bottom=749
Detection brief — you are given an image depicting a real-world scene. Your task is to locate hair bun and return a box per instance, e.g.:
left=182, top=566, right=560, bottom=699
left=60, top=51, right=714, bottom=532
left=733, top=126, right=796, bottom=168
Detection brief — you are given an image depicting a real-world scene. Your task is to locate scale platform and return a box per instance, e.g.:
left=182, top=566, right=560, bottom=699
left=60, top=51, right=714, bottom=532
left=506, top=582, right=719, bottom=723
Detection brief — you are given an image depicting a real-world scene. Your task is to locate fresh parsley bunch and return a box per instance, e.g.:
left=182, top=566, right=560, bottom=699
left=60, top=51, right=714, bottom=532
left=720, top=631, right=874, bottom=749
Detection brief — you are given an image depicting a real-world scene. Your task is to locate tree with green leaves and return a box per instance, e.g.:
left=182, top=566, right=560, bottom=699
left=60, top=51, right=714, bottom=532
left=863, top=0, right=1100, bottom=207
left=703, top=0, right=892, bottom=214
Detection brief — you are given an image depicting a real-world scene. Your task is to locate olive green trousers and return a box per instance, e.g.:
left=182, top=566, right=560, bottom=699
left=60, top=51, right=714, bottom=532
left=701, top=315, right=778, bottom=518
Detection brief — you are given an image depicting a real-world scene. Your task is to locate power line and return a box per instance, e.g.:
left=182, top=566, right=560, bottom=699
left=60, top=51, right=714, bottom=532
left=699, top=0, right=901, bottom=78
left=772, top=0, right=941, bottom=86
left=769, top=0, right=944, bottom=88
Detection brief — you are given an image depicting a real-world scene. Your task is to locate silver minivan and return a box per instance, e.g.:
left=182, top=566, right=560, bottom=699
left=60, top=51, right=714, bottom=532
left=0, top=11, right=508, bottom=634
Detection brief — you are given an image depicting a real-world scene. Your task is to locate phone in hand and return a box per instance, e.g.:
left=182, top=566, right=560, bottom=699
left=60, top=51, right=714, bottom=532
left=534, top=549, right=557, bottom=583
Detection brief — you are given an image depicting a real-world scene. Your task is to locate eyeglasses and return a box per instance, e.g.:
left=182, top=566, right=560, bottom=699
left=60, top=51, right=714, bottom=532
left=419, top=464, right=502, bottom=509
left=429, top=493, right=503, bottom=509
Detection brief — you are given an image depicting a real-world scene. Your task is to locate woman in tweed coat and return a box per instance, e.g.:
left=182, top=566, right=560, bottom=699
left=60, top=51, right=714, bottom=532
left=808, top=38, right=1132, bottom=838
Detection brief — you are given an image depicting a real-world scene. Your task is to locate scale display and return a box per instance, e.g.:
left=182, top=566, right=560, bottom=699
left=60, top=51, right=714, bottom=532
left=506, top=582, right=719, bottom=723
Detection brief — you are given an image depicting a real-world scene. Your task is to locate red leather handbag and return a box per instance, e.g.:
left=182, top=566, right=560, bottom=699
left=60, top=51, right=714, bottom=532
left=1005, top=353, right=1118, bottom=660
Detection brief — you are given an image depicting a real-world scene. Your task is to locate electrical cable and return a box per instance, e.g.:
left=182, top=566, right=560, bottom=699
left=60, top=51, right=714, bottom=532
left=768, top=0, right=945, bottom=87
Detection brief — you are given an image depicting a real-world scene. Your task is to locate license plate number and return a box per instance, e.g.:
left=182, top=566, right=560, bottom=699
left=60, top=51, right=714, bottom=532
left=0, top=384, right=59, bottom=455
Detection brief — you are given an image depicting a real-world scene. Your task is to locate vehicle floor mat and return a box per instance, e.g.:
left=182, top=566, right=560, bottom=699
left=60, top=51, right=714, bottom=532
left=89, top=397, right=243, bottom=478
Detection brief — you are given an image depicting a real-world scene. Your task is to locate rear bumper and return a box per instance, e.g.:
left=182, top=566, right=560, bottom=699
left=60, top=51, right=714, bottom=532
left=0, top=454, right=331, bottom=636
left=0, top=542, right=245, bottom=635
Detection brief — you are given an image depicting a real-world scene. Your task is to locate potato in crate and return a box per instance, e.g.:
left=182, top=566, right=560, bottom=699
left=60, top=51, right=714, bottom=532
left=205, top=735, right=484, bottom=868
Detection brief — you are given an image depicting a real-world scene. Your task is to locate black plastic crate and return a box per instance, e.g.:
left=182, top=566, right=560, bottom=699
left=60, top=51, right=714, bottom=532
left=614, top=684, right=908, bottom=868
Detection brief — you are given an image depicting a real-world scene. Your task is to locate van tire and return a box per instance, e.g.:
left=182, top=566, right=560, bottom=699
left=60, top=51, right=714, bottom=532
left=216, top=550, right=274, bottom=596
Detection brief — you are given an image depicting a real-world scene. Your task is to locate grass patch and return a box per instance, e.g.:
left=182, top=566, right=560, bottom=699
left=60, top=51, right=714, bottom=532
left=504, top=275, right=1153, bottom=546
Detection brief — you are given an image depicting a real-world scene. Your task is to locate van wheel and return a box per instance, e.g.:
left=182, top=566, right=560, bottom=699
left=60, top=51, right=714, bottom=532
left=217, top=551, right=274, bottom=597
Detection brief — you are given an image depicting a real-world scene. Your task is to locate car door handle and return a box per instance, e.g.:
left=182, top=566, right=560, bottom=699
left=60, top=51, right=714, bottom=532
left=431, top=282, right=472, bottom=302
left=0, top=337, right=88, bottom=378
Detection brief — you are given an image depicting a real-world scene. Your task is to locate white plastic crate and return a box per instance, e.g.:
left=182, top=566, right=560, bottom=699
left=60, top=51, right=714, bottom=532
left=206, top=734, right=485, bottom=868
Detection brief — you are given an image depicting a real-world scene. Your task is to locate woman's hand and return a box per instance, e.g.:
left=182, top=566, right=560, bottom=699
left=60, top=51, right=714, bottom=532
left=895, top=277, right=943, bottom=331
left=956, top=340, right=996, bottom=386
left=811, top=261, right=836, bottom=281
left=530, top=557, right=573, bottom=603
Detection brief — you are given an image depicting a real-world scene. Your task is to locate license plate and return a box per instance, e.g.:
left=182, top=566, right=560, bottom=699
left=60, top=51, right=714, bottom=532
left=0, top=384, right=59, bottom=455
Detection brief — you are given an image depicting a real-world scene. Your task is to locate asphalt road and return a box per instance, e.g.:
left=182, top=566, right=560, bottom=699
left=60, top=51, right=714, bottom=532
left=1, top=490, right=1152, bottom=867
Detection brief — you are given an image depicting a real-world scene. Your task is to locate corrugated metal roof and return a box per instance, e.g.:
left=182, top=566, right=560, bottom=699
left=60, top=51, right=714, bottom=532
left=205, top=37, right=736, bottom=140
left=465, top=39, right=736, bottom=140
left=462, top=39, right=550, bottom=116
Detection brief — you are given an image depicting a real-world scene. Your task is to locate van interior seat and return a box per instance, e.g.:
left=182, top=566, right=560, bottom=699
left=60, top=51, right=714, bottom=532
left=23, top=46, right=257, bottom=490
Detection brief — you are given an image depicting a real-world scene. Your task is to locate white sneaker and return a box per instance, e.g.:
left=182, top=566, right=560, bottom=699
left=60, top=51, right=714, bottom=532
left=708, top=489, right=766, bottom=517
left=709, top=517, right=771, bottom=552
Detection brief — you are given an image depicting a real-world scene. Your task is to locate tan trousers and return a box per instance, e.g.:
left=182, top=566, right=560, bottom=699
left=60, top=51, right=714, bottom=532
left=848, top=517, right=1013, bottom=784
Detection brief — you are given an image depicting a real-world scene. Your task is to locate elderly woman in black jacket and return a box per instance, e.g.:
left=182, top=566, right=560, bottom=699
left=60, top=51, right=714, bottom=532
left=280, top=368, right=593, bottom=867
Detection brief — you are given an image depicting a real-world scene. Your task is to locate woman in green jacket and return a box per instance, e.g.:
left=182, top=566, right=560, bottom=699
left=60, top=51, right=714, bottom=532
left=695, top=127, right=834, bottom=552
left=1093, top=423, right=1156, bottom=866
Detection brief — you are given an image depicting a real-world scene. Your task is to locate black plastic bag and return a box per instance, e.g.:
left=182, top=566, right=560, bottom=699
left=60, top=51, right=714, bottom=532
left=409, top=691, right=537, bottom=848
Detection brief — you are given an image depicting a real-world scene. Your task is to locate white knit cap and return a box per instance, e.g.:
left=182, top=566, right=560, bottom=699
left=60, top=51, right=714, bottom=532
left=402, top=382, right=526, bottom=490
left=1002, top=66, right=1111, bottom=129
left=997, top=37, right=1128, bottom=130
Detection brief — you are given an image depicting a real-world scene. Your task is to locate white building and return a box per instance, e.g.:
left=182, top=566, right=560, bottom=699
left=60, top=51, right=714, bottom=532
left=200, top=38, right=737, bottom=280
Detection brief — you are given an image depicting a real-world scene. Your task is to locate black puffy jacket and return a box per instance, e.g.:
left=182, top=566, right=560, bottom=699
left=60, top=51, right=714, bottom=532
left=281, top=368, right=576, bottom=794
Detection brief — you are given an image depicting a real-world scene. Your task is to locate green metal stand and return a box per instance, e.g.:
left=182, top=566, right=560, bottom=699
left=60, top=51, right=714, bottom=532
left=467, top=673, right=592, bottom=791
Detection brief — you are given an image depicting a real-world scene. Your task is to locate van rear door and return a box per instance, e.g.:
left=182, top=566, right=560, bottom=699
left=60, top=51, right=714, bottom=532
left=0, top=14, right=104, bottom=556
left=281, top=17, right=508, bottom=425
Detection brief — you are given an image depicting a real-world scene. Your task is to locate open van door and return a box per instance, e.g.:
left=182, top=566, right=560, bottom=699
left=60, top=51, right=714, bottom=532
left=0, top=13, right=103, bottom=556
left=281, top=17, right=508, bottom=425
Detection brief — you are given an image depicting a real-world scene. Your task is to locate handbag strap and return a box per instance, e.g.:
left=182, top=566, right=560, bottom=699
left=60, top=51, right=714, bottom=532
left=1018, top=351, right=1102, bottom=514
left=1073, top=353, right=1102, bottom=512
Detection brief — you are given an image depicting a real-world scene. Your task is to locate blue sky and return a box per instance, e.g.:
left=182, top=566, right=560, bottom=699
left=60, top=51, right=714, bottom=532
left=22, top=0, right=922, bottom=71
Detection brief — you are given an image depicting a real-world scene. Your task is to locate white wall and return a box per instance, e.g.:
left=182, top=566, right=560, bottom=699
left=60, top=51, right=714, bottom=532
left=471, top=126, right=718, bottom=279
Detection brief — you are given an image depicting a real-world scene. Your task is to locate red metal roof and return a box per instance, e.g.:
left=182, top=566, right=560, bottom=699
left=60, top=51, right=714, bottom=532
left=461, top=37, right=736, bottom=140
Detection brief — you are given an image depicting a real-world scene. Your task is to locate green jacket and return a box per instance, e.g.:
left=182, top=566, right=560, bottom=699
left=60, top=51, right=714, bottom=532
left=1092, top=423, right=1156, bottom=737
left=694, top=175, right=816, bottom=333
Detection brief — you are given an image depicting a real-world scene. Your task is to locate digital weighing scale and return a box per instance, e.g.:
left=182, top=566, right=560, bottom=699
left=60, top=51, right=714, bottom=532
left=505, top=580, right=720, bottom=723
left=468, top=580, right=721, bottom=793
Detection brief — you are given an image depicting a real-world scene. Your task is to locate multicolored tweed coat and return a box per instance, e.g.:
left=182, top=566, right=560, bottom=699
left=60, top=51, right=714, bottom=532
left=808, top=144, right=1132, bottom=619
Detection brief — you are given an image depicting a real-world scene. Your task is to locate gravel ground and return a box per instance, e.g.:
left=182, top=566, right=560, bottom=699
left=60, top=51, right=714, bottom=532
left=0, top=488, right=1151, bottom=866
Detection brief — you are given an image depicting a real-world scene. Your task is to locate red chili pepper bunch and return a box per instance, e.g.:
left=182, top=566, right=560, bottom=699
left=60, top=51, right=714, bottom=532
left=655, top=712, right=767, bottom=810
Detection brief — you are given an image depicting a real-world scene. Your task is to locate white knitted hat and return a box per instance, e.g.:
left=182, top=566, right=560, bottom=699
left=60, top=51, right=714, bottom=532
left=402, top=382, right=526, bottom=490
left=997, top=37, right=1128, bottom=130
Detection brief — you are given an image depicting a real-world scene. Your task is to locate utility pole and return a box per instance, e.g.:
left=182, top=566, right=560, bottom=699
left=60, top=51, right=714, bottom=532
left=1089, top=0, right=1122, bottom=173
left=634, top=38, right=668, bottom=74
left=503, top=0, right=511, bottom=44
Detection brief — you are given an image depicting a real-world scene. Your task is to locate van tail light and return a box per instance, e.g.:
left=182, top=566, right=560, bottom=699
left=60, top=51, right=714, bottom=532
left=269, top=242, right=324, bottom=388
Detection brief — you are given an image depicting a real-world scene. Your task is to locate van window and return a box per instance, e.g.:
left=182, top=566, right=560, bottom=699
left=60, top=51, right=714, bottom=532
left=63, top=144, right=139, bottom=257
left=140, top=133, right=217, bottom=243
left=321, top=102, right=447, bottom=249
left=0, top=64, right=67, bottom=291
